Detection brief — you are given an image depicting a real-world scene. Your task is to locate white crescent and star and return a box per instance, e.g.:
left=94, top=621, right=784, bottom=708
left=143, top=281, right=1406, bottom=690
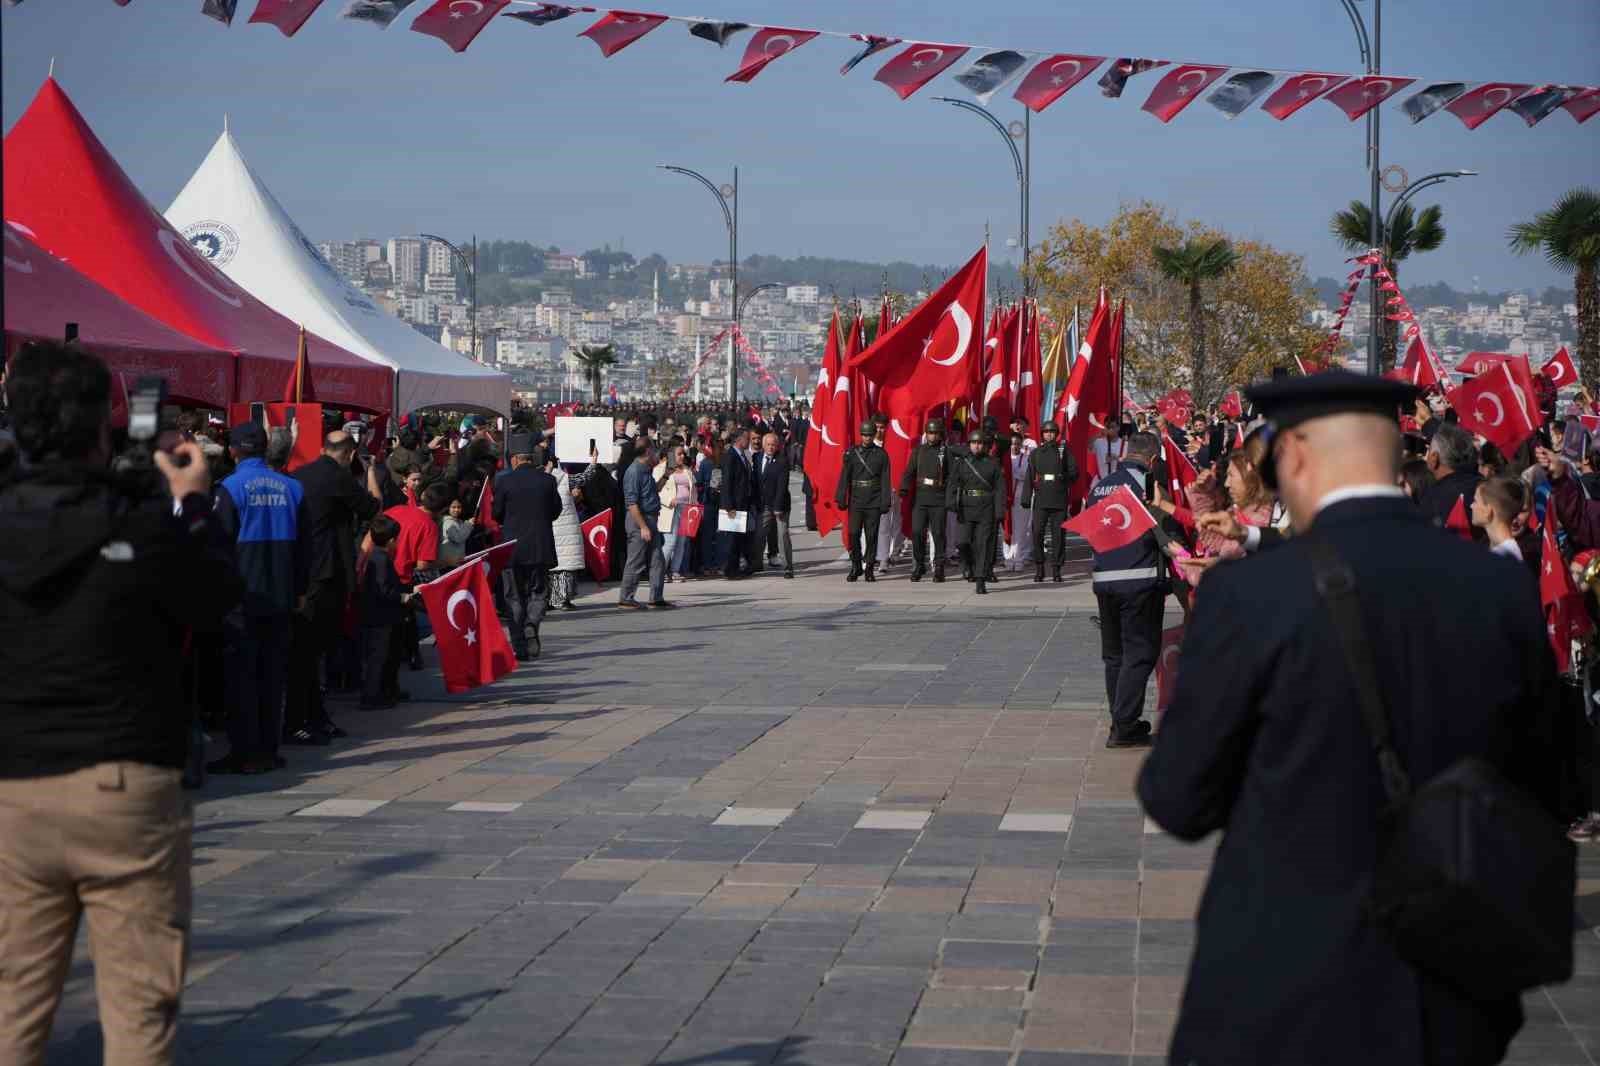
left=983, top=373, right=1004, bottom=409
left=1548, top=359, right=1570, bottom=385
left=1103, top=503, right=1133, bottom=530
left=157, top=230, right=243, bottom=308
left=447, top=0, right=482, bottom=17
left=586, top=524, right=608, bottom=551
left=3, top=228, right=31, bottom=274
left=1365, top=79, right=1394, bottom=99
left=764, top=33, right=796, bottom=55
left=1174, top=68, right=1211, bottom=96
left=1048, top=58, right=1083, bottom=87
left=1475, top=393, right=1505, bottom=428
left=446, top=589, right=478, bottom=646
left=909, top=47, right=944, bottom=70
left=1295, top=76, right=1333, bottom=99
left=1481, top=86, right=1514, bottom=110
left=925, top=302, right=973, bottom=368
left=890, top=419, right=914, bottom=441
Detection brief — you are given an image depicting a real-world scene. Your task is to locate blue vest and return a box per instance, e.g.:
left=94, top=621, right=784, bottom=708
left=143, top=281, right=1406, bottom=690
left=1088, top=462, right=1165, bottom=594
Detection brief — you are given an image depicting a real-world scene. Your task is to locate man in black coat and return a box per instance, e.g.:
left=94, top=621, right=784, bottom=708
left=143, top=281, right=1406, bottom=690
left=286, top=431, right=381, bottom=743
left=836, top=420, right=892, bottom=582
left=753, top=431, right=794, bottom=578
left=899, top=418, right=952, bottom=583
left=945, top=431, right=1003, bottom=594
left=1017, top=419, right=1076, bottom=583
left=719, top=428, right=756, bottom=579
left=1138, top=372, right=1566, bottom=1066
left=1418, top=420, right=1483, bottom=535
left=492, top=434, right=562, bottom=660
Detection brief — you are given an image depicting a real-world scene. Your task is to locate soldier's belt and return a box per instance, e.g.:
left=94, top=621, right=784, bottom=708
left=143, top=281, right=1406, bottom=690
left=852, top=480, right=881, bottom=488
left=963, top=489, right=992, bottom=497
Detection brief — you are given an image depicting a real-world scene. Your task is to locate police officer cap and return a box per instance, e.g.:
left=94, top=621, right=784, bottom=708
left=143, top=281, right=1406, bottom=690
left=1244, top=370, right=1417, bottom=434
left=507, top=432, right=537, bottom=457
left=860, top=418, right=878, bottom=438
left=1040, top=420, right=1060, bottom=435
left=924, top=418, right=945, bottom=433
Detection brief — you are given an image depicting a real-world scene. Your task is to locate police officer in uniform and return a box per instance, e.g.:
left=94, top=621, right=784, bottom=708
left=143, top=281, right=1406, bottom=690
left=1138, top=372, right=1566, bottom=1066
left=1018, top=420, right=1076, bottom=583
left=835, top=419, right=891, bottom=582
left=1088, top=432, right=1166, bottom=747
left=899, top=418, right=952, bottom=582
left=947, top=430, right=1003, bottom=594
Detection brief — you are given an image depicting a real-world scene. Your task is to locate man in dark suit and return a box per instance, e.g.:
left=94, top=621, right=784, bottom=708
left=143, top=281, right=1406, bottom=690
left=492, top=433, right=562, bottom=660
left=754, top=431, right=794, bottom=578
left=1138, top=372, right=1565, bottom=1066
left=719, top=428, right=756, bottom=579
left=286, top=431, right=382, bottom=743
left=1419, top=421, right=1484, bottom=537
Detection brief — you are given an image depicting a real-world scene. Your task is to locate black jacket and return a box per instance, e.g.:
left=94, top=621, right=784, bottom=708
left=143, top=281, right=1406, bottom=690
left=1138, top=496, right=1562, bottom=1066
left=294, top=455, right=379, bottom=596
left=1018, top=442, right=1077, bottom=510
left=1418, top=468, right=1483, bottom=534
left=0, top=465, right=242, bottom=777
left=835, top=444, right=891, bottom=510
left=359, top=546, right=408, bottom=628
left=752, top=451, right=790, bottom=513
left=900, top=442, right=952, bottom=507
left=492, top=464, right=562, bottom=569
left=945, top=451, right=1002, bottom=521
left=721, top=447, right=755, bottom=511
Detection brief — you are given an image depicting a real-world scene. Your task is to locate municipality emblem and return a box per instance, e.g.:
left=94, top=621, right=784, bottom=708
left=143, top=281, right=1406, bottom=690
left=182, top=221, right=240, bottom=266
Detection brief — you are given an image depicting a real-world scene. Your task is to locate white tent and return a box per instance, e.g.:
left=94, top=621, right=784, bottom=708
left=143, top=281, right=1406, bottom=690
left=165, top=130, right=510, bottom=416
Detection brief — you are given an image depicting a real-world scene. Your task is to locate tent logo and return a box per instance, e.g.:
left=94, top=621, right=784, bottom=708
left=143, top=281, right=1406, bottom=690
left=182, top=221, right=239, bottom=267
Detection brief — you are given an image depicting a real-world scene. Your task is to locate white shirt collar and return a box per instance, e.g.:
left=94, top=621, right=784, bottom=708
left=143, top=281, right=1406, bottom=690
left=1314, top=484, right=1406, bottom=514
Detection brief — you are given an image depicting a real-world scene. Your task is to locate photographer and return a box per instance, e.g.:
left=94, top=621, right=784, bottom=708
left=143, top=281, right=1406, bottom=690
left=0, top=342, right=241, bottom=1065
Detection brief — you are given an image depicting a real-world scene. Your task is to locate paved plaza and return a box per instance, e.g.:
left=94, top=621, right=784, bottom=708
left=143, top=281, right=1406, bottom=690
left=43, top=517, right=1600, bottom=1066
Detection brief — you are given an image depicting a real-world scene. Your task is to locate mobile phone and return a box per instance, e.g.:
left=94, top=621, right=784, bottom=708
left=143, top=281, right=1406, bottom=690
left=249, top=401, right=267, bottom=427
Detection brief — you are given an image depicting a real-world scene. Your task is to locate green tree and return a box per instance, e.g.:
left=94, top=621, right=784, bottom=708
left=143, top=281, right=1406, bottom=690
left=1153, top=239, right=1239, bottom=409
left=1508, top=187, right=1600, bottom=392
left=1330, top=200, right=1445, bottom=371
left=572, top=343, right=618, bottom=405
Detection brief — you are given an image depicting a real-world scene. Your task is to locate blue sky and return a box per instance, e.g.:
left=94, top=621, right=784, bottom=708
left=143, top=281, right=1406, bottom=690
left=4, top=0, right=1596, bottom=291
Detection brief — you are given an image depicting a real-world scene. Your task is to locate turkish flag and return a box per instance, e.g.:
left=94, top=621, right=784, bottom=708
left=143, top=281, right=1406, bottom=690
left=983, top=306, right=1016, bottom=429
left=410, top=0, right=509, bottom=52
left=873, top=42, right=969, bottom=100
left=1445, top=496, right=1473, bottom=541
left=1220, top=391, right=1243, bottom=419
left=474, top=473, right=501, bottom=539
left=1540, top=515, right=1573, bottom=609
left=810, top=314, right=852, bottom=539
left=1140, top=64, right=1228, bottom=122
left=1063, top=485, right=1156, bottom=553
left=248, top=0, right=327, bottom=36
left=726, top=27, right=817, bottom=83
left=1156, top=390, right=1191, bottom=427
left=1324, top=76, right=1416, bottom=119
left=1444, top=83, right=1534, bottom=129
left=1155, top=624, right=1184, bottom=714
left=679, top=502, right=705, bottom=538
left=462, top=538, right=517, bottom=581
left=802, top=312, right=839, bottom=482
left=1057, top=290, right=1116, bottom=508
left=1162, top=433, right=1197, bottom=501
left=1456, top=350, right=1514, bottom=377
left=1563, top=87, right=1600, bottom=124
left=1542, top=346, right=1579, bottom=389
left=845, top=247, right=986, bottom=421
left=1015, top=302, right=1044, bottom=432
left=1013, top=54, right=1104, bottom=112
left=1448, top=359, right=1543, bottom=456
left=581, top=508, right=614, bottom=581
left=1261, top=73, right=1348, bottom=119
left=227, top=401, right=322, bottom=472
left=417, top=561, right=516, bottom=693
left=284, top=326, right=315, bottom=403
left=579, top=10, right=667, bottom=57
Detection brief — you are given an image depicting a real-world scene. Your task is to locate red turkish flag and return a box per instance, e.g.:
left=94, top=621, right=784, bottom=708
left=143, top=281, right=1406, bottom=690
left=1155, top=624, right=1184, bottom=713
left=248, top=0, right=326, bottom=36
left=1445, top=495, right=1473, bottom=542
left=1063, top=485, right=1156, bottom=552
left=1162, top=433, right=1198, bottom=501
left=1013, top=54, right=1104, bottom=112
left=810, top=315, right=852, bottom=539
left=873, top=42, right=969, bottom=100
left=679, top=502, right=705, bottom=538
left=726, top=27, right=817, bottom=83
left=417, top=562, right=516, bottom=693
left=1400, top=336, right=1442, bottom=389
left=474, top=473, right=501, bottom=539
left=1261, top=73, right=1348, bottom=119
left=1156, top=390, right=1191, bottom=427
left=1219, top=391, right=1243, bottom=419
left=1141, top=64, right=1228, bottom=122
left=1448, top=358, right=1543, bottom=456
left=1563, top=87, right=1600, bottom=124
left=1056, top=290, right=1116, bottom=508
left=1540, top=515, right=1572, bottom=609
left=1444, top=83, right=1534, bottom=129
left=1542, top=346, right=1579, bottom=389
left=579, top=10, right=667, bottom=57
left=462, top=538, right=517, bottom=581
left=983, top=306, right=1016, bottom=429
left=1456, top=350, right=1514, bottom=377
left=802, top=312, right=839, bottom=492
left=581, top=508, right=614, bottom=581
left=1015, top=302, right=1045, bottom=432
left=845, top=247, right=986, bottom=420
left=1324, top=76, right=1416, bottom=119
left=410, top=0, right=509, bottom=52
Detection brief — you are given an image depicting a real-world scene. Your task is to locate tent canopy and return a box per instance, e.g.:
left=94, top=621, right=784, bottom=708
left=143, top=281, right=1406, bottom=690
left=4, top=222, right=234, bottom=409
left=3, top=78, right=392, bottom=413
left=166, top=131, right=511, bottom=416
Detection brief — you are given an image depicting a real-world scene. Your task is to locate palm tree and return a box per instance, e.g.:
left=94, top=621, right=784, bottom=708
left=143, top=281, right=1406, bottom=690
left=1153, top=238, right=1239, bottom=407
left=1331, top=200, right=1445, bottom=371
left=572, top=343, right=618, bottom=405
left=1509, top=188, right=1600, bottom=392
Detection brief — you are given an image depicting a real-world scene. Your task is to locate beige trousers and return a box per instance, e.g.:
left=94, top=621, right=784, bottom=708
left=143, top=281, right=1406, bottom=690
left=0, top=762, right=192, bottom=1066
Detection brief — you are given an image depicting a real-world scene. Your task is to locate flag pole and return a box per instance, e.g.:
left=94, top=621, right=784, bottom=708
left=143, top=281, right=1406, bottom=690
left=1116, top=300, right=1127, bottom=423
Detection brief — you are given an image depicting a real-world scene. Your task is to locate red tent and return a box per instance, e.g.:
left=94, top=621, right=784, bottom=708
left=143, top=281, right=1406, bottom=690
left=3, top=79, right=392, bottom=413
left=5, top=223, right=233, bottom=411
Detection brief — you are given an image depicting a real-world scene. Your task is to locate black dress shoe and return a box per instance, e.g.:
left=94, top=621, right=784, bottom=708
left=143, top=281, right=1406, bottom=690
left=932, top=569, right=945, bottom=583
left=1105, top=732, right=1154, bottom=749
left=863, top=569, right=876, bottom=583
left=1052, top=569, right=1064, bottom=583
left=784, top=570, right=794, bottom=579
left=975, top=582, right=988, bottom=595
left=648, top=600, right=674, bottom=609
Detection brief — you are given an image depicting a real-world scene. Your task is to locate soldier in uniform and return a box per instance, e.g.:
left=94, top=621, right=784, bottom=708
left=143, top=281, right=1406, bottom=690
left=1139, top=372, right=1566, bottom=1066
left=899, top=419, right=952, bottom=582
left=835, top=418, right=891, bottom=582
left=947, top=430, right=1004, bottom=595
left=1018, top=419, right=1077, bottom=582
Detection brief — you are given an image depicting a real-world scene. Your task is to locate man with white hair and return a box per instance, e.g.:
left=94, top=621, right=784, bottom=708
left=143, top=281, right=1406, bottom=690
left=1139, top=371, right=1568, bottom=1066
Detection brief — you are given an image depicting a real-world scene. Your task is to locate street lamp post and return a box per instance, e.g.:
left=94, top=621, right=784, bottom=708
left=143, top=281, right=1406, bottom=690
left=1336, top=0, right=1381, bottom=373
left=419, top=232, right=477, bottom=363
left=1376, top=170, right=1477, bottom=362
left=735, top=282, right=785, bottom=399
left=657, top=164, right=738, bottom=403
left=933, top=97, right=1029, bottom=292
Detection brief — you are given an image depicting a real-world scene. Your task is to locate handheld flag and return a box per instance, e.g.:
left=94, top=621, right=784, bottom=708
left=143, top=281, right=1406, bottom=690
left=582, top=508, right=614, bottom=581
left=1063, top=485, right=1156, bottom=553
left=416, top=561, right=516, bottom=693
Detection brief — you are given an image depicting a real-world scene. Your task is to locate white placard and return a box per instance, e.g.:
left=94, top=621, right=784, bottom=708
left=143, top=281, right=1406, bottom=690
left=554, top=416, right=618, bottom=464
left=719, top=510, right=749, bottom=533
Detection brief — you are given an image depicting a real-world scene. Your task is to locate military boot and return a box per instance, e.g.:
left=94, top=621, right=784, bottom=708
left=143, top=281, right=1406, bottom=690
left=1034, top=563, right=1045, bottom=583
left=910, top=563, right=926, bottom=582
left=1052, top=566, right=1064, bottom=583
left=864, top=563, right=877, bottom=583
left=932, top=565, right=946, bottom=583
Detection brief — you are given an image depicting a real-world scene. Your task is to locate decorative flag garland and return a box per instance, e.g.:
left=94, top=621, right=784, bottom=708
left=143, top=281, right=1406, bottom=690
left=104, top=0, right=1597, bottom=128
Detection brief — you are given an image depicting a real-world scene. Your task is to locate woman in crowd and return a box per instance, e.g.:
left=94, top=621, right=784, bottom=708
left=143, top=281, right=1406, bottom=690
left=548, top=459, right=586, bottom=610
left=666, top=445, right=698, bottom=581
left=698, top=435, right=726, bottom=575
left=439, top=496, right=474, bottom=566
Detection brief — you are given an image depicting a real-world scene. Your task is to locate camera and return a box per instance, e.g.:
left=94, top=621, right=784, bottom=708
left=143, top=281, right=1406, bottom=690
left=112, top=375, right=187, bottom=495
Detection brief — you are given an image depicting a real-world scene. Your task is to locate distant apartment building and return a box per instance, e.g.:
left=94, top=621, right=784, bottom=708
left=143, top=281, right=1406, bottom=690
left=572, top=318, right=613, bottom=345
left=497, top=335, right=562, bottom=367
left=786, top=285, right=819, bottom=305
left=423, top=272, right=458, bottom=299
left=387, top=237, right=425, bottom=292
left=317, top=241, right=369, bottom=286
left=395, top=293, right=438, bottom=324
left=544, top=253, right=580, bottom=274
left=365, top=259, right=393, bottom=288
left=426, top=240, right=455, bottom=277
left=541, top=288, right=573, bottom=307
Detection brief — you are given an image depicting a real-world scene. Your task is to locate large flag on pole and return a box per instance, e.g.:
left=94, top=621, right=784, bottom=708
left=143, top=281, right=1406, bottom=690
left=1056, top=289, right=1116, bottom=508
left=805, top=313, right=848, bottom=539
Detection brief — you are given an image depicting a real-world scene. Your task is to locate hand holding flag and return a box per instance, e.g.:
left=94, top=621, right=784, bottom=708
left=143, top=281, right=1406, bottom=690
left=1063, top=485, right=1157, bottom=553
